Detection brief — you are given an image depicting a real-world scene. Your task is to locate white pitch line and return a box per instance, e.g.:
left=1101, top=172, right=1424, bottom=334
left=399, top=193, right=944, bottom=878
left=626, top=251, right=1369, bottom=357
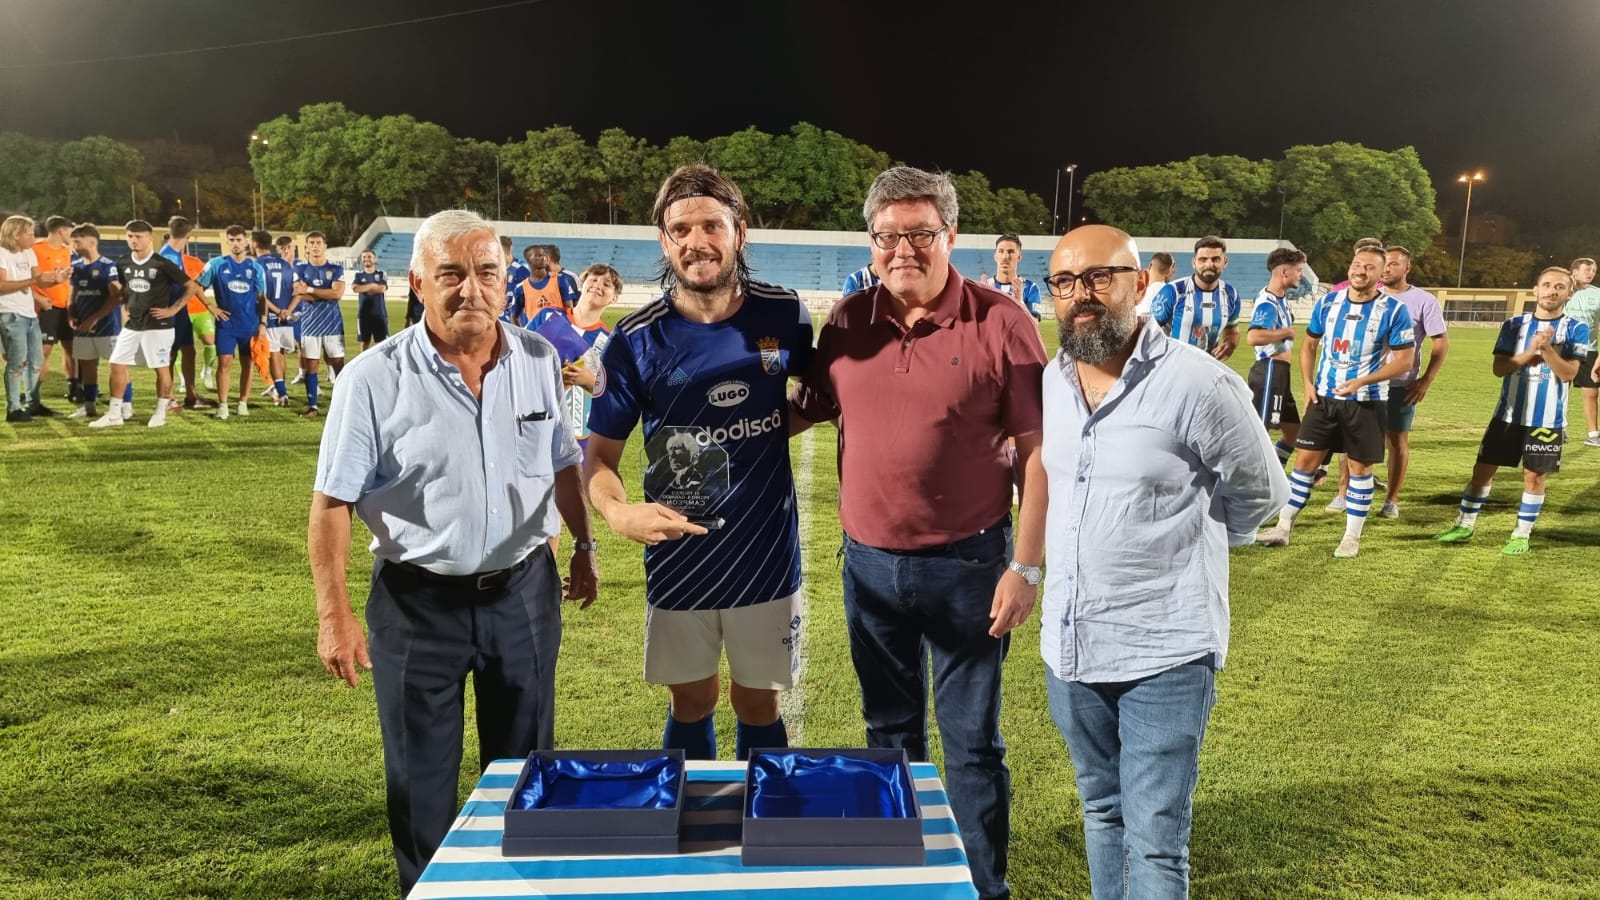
left=779, top=425, right=816, bottom=744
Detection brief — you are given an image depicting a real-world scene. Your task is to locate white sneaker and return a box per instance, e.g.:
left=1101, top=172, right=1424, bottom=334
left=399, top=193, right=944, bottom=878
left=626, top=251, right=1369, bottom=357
left=1379, top=501, right=1400, bottom=518
left=1334, top=535, right=1361, bottom=558
left=290, top=371, right=304, bottom=385
left=68, top=406, right=92, bottom=420
left=88, top=412, right=125, bottom=428
left=261, top=384, right=276, bottom=398
left=202, top=365, right=216, bottom=390
left=122, top=403, right=133, bottom=418
left=1257, top=525, right=1292, bottom=547
left=214, top=405, right=229, bottom=421
left=1326, top=495, right=1347, bottom=512
left=1586, top=433, right=1600, bottom=448
left=237, top=400, right=249, bottom=417
left=148, top=409, right=167, bottom=428
left=175, top=374, right=187, bottom=394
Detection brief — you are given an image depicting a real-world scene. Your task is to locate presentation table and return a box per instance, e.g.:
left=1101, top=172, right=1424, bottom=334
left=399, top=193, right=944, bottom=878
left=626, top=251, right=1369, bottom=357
left=409, top=758, right=979, bottom=899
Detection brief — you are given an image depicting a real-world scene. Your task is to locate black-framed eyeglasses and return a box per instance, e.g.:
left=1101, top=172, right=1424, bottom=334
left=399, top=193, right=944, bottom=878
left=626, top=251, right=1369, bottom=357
left=869, top=226, right=947, bottom=251
left=1044, top=265, right=1139, bottom=298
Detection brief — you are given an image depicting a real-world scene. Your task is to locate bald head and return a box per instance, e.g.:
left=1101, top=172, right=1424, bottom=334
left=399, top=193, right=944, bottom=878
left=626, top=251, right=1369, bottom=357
left=1050, top=224, right=1142, bottom=276
left=1048, top=225, right=1147, bottom=366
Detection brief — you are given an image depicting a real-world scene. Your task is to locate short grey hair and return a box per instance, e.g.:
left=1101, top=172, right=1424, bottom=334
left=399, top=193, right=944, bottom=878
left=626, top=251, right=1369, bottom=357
left=862, top=167, right=959, bottom=232
left=409, top=209, right=496, bottom=274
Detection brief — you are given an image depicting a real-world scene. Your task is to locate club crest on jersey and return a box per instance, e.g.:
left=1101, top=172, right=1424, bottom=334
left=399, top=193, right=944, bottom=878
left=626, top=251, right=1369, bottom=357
left=758, top=336, right=782, bottom=375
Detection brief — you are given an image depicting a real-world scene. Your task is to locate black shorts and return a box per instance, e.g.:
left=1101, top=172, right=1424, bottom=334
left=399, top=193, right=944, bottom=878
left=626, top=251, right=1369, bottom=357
left=1476, top=419, right=1563, bottom=473
left=1247, top=358, right=1300, bottom=429
left=1575, top=350, right=1600, bottom=389
left=1296, top=398, right=1385, bottom=463
left=37, top=307, right=69, bottom=344
left=357, top=312, right=389, bottom=343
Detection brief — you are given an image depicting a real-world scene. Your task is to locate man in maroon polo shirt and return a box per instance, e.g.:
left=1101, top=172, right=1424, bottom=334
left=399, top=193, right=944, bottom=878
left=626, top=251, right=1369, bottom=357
left=789, top=166, right=1047, bottom=900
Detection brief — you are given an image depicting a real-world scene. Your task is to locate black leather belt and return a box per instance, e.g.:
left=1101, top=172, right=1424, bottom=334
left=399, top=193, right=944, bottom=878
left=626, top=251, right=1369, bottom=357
left=387, top=554, right=532, bottom=591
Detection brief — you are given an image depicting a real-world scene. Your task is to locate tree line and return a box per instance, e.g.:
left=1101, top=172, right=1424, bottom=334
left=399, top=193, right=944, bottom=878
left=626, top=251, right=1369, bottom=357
left=4, top=115, right=1583, bottom=287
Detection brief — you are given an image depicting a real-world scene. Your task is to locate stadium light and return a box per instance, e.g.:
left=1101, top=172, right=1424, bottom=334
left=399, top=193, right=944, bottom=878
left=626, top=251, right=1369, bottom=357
left=249, top=133, right=270, bottom=230
left=1052, top=163, right=1078, bottom=235
left=1456, top=170, right=1485, bottom=287
left=1064, top=165, right=1079, bottom=233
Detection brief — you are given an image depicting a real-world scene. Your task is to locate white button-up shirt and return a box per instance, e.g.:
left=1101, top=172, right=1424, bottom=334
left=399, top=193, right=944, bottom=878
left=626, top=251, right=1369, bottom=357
left=314, top=322, right=581, bottom=576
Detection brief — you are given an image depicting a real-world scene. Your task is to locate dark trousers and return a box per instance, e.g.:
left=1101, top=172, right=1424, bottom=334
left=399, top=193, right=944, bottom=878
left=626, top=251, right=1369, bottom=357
left=367, top=548, right=562, bottom=897
left=841, top=522, right=1013, bottom=900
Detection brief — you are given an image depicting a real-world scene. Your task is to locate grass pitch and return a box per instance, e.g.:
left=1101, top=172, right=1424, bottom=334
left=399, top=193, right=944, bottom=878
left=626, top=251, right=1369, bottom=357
left=2, top=309, right=1597, bottom=898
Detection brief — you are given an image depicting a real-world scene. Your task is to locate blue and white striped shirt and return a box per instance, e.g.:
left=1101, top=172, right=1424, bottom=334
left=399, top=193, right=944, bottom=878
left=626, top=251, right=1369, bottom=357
left=1491, top=314, right=1592, bottom=428
left=1150, top=277, right=1240, bottom=351
left=1247, top=287, right=1293, bottom=360
left=1306, top=290, right=1414, bottom=401
left=841, top=265, right=878, bottom=296
left=295, top=259, right=346, bottom=337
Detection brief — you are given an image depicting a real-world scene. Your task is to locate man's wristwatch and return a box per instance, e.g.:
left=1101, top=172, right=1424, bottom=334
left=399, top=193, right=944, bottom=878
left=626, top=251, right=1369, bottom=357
left=1007, top=560, right=1042, bottom=586
left=572, top=540, right=599, bottom=552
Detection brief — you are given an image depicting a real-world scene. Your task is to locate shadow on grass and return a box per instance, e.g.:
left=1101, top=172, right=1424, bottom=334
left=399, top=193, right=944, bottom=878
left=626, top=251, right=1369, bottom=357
left=1193, top=764, right=1600, bottom=897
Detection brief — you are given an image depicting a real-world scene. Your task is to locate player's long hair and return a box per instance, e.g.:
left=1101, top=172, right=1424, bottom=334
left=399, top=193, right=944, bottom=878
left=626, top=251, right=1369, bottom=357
left=650, top=164, right=752, bottom=291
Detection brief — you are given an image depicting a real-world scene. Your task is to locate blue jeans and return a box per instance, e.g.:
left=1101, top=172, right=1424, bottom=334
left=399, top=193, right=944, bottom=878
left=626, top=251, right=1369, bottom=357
left=0, top=312, right=43, bottom=411
left=1046, top=660, right=1217, bottom=900
left=842, top=522, right=1012, bottom=900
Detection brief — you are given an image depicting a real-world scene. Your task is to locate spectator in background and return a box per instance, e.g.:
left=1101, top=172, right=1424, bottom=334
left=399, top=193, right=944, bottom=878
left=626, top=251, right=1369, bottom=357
left=1, top=214, right=69, bottom=422
left=65, top=224, right=122, bottom=420
left=352, top=249, right=390, bottom=350
left=1135, top=251, right=1175, bottom=316
left=543, top=244, right=581, bottom=307
left=1150, top=236, right=1240, bottom=358
left=32, top=216, right=77, bottom=401
left=841, top=260, right=880, bottom=296
left=1435, top=267, right=1589, bottom=555
left=161, top=216, right=217, bottom=407
left=991, top=234, right=1041, bottom=320
left=1563, top=256, right=1600, bottom=446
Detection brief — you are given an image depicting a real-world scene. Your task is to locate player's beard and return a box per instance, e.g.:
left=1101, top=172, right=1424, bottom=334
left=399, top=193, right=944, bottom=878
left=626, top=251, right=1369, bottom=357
left=674, top=251, right=739, bottom=296
left=1057, top=300, right=1138, bottom=365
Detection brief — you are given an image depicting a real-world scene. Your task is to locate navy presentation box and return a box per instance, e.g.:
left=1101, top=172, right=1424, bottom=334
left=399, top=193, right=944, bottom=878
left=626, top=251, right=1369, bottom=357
left=502, top=749, right=686, bottom=856
left=741, top=747, right=925, bottom=866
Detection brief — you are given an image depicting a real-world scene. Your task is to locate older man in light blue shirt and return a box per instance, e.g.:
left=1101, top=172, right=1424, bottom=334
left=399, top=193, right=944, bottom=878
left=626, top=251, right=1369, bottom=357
left=308, top=210, right=597, bottom=897
left=1040, top=225, right=1286, bottom=900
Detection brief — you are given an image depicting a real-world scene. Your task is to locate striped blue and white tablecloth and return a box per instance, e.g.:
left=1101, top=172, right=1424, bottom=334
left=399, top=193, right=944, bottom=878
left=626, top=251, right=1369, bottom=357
left=409, top=758, right=979, bottom=899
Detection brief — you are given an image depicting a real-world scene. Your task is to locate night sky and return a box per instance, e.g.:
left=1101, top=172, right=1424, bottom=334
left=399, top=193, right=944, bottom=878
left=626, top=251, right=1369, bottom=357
left=6, top=0, right=1598, bottom=233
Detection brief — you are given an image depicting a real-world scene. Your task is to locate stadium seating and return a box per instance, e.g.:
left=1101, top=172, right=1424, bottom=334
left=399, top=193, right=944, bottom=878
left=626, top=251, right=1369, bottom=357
left=364, top=225, right=1306, bottom=305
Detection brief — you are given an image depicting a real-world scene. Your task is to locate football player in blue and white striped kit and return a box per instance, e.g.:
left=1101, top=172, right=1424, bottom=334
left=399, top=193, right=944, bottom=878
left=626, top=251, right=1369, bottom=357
left=841, top=261, right=879, bottom=296
left=1436, top=266, right=1591, bottom=555
left=1246, top=247, right=1307, bottom=465
left=1150, top=235, right=1241, bottom=359
left=1257, top=244, right=1414, bottom=558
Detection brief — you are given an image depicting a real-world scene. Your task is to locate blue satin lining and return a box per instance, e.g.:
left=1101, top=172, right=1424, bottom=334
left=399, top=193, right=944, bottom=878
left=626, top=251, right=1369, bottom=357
left=748, top=753, right=914, bottom=818
left=513, top=756, right=683, bottom=811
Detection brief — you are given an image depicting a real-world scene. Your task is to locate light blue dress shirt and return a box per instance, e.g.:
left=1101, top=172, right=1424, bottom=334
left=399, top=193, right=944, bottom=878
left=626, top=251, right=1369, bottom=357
left=314, top=322, right=582, bottom=576
left=1042, top=318, right=1288, bottom=683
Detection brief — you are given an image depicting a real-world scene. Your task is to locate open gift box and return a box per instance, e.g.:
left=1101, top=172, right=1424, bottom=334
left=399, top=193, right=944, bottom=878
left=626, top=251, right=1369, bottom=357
left=502, top=749, right=686, bottom=856
left=741, top=747, right=925, bottom=866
